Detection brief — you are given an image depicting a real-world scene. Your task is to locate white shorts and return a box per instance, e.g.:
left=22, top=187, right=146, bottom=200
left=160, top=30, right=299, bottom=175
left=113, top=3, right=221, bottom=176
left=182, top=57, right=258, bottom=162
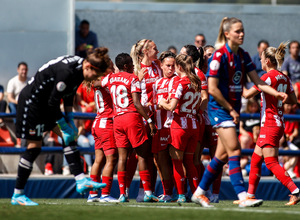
left=213, top=120, right=236, bottom=129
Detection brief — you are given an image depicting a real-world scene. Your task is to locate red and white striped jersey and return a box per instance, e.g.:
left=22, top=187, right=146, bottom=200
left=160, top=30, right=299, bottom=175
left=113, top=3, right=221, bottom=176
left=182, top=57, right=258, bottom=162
left=254, top=69, right=294, bottom=127
left=101, top=72, right=141, bottom=116
left=153, top=75, right=179, bottom=129
left=140, top=61, right=162, bottom=106
left=195, top=67, right=208, bottom=90
left=170, top=76, right=201, bottom=129
left=93, top=84, right=114, bottom=119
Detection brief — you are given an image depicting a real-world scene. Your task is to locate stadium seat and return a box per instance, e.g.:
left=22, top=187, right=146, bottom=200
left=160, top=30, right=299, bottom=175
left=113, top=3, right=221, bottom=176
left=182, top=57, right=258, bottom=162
left=0, top=126, right=15, bottom=147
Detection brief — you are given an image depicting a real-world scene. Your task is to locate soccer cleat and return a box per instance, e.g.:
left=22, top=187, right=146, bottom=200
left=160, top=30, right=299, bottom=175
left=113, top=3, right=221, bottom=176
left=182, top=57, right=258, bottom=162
left=233, top=195, right=255, bottom=205
left=100, top=195, right=119, bottom=203
left=11, top=193, right=38, bottom=206
left=285, top=194, right=300, bottom=206
left=191, top=194, right=214, bottom=208
left=239, top=198, right=263, bottom=207
left=233, top=200, right=240, bottom=204
left=76, top=178, right=106, bottom=194
left=144, top=194, right=160, bottom=202
left=177, top=194, right=187, bottom=203
left=87, top=194, right=100, bottom=202
left=158, top=194, right=173, bottom=203
left=119, top=194, right=129, bottom=203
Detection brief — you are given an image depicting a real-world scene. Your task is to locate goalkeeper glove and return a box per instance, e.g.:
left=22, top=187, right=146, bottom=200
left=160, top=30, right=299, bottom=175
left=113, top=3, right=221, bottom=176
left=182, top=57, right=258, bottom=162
left=65, top=111, right=79, bottom=136
left=57, top=117, right=76, bottom=146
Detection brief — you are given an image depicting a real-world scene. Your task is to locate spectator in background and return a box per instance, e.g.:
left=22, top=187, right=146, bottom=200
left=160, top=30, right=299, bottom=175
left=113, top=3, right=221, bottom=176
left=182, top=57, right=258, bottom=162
left=76, top=82, right=96, bottom=173
left=280, top=103, right=300, bottom=179
left=203, top=45, right=215, bottom=74
left=167, top=45, right=177, bottom=55
left=239, top=98, right=260, bottom=174
left=194, top=33, right=206, bottom=50
left=7, top=62, right=29, bottom=116
left=252, top=40, right=269, bottom=78
left=75, top=20, right=99, bottom=58
left=0, top=84, right=7, bottom=127
left=282, top=40, right=300, bottom=84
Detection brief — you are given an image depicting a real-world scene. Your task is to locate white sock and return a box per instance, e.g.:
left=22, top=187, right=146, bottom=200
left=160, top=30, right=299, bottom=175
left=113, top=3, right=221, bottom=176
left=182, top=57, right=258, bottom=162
left=292, top=188, right=300, bottom=195
left=247, top=193, right=255, bottom=198
left=75, top=173, right=85, bottom=181
left=237, top=191, right=247, bottom=201
left=145, top=190, right=152, bottom=196
left=14, top=188, right=24, bottom=195
left=194, top=186, right=206, bottom=196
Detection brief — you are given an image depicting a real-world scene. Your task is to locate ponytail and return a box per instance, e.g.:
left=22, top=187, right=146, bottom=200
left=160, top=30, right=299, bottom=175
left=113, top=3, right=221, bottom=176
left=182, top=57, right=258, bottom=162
left=263, top=41, right=288, bottom=70
left=215, top=17, right=242, bottom=50
left=175, top=54, right=201, bottom=92
left=86, top=47, right=110, bottom=73
left=130, top=39, right=152, bottom=76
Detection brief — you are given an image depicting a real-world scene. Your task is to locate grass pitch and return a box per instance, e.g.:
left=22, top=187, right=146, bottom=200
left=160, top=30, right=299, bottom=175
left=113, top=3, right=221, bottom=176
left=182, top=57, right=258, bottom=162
left=1, top=199, right=300, bottom=220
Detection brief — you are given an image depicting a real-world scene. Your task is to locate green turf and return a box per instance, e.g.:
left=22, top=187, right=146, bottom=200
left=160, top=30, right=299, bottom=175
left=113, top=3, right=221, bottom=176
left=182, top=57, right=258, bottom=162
left=1, top=199, right=299, bottom=220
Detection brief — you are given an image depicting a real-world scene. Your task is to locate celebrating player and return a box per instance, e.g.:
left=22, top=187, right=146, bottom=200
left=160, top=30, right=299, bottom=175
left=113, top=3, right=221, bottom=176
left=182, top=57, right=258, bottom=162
left=191, top=17, right=287, bottom=208
left=87, top=61, right=119, bottom=203
left=159, top=54, right=201, bottom=203
left=244, top=42, right=300, bottom=206
left=101, top=53, right=160, bottom=202
left=11, top=48, right=111, bottom=206
left=151, top=51, right=178, bottom=202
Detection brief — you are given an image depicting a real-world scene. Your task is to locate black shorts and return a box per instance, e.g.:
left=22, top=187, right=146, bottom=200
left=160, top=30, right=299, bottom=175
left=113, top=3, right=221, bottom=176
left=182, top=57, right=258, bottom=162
left=16, top=92, right=56, bottom=141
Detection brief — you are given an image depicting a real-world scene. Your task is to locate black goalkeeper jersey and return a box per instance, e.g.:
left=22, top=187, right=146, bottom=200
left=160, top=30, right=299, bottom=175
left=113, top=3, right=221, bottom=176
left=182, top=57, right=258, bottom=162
left=19, top=55, right=84, bottom=121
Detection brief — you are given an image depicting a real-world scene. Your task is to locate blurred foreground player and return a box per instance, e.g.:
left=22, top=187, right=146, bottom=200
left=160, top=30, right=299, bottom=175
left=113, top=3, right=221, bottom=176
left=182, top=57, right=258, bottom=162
left=11, top=48, right=111, bottom=206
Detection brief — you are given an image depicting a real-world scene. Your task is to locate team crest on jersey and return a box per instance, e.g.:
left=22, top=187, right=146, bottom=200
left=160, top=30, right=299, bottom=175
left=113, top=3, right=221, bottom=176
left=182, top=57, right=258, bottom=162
left=232, top=71, right=242, bottom=84
left=56, top=81, right=67, bottom=92
left=29, top=129, right=36, bottom=136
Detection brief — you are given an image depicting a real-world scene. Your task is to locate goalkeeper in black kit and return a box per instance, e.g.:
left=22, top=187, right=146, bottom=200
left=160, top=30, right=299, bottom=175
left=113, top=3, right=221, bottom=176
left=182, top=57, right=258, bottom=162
left=11, top=48, right=111, bottom=206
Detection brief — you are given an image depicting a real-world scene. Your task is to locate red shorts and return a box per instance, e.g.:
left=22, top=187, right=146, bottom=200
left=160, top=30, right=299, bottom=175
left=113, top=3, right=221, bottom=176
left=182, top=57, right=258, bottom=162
left=202, top=125, right=218, bottom=148
left=92, top=118, right=117, bottom=155
left=256, top=126, right=284, bottom=148
left=152, top=128, right=170, bottom=154
left=114, top=112, right=148, bottom=148
left=170, top=127, right=199, bottom=153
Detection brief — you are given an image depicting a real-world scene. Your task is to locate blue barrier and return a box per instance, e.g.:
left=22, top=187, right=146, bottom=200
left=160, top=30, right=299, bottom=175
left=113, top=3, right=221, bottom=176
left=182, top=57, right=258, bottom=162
left=1, top=112, right=300, bottom=156
left=0, top=146, right=300, bottom=156
left=0, top=112, right=300, bottom=121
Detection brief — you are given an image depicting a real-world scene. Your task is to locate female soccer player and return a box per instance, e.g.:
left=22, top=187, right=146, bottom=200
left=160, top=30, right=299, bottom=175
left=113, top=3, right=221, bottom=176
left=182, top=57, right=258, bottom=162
left=159, top=54, right=201, bottom=203
left=11, top=48, right=111, bottom=206
left=191, top=17, right=287, bottom=208
left=101, top=53, right=159, bottom=203
left=87, top=62, right=119, bottom=203
left=244, top=42, right=300, bottom=206
left=151, top=51, right=178, bottom=202
left=130, top=39, right=162, bottom=199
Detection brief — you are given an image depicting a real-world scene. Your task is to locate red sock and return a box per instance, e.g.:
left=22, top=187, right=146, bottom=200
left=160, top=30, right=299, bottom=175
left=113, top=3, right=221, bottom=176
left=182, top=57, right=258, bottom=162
left=265, top=156, right=298, bottom=193
left=184, top=154, right=199, bottom=193
left=125, top=153, right=138, bottom=188
left=118, top=171, right=126, bottom=195
left=212, top=172, right=222, bottom=194
left=90, top=174, right=100, bottom=195
left=162, top=179, right=173, bottom=195
left=139, top=170, right=152, bottom=191
left=172, top=159, right=185, bottom=195
left=102, top=176, right=113, bottom=195
left=248, top=152, right=263, bottom=195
